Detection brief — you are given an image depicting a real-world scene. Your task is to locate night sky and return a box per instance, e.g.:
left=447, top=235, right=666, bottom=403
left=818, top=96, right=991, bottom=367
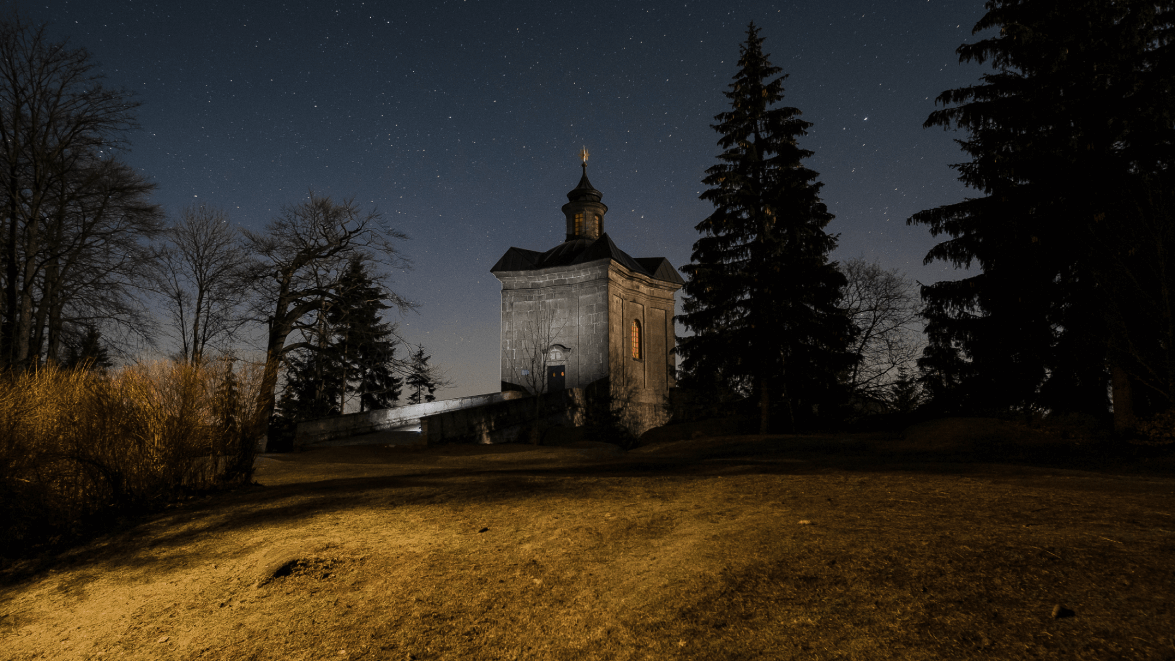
left=19, top=0, right=992, bottom=398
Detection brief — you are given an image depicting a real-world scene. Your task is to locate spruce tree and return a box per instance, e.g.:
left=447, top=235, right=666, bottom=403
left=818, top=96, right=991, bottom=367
left=328, top=258, right=403, bottom=412
left=211, top=357, right=255, bottom=479
left=212, top=359, right=241, bottom=436
left=909, top=0, right=1175, bottom=421
left=354, top=342, right=402, bottom=412
left=277, top=345, right=343, bottom=421
left=62, top=326, right=112, bottom=372
left=405, top=344, right=437, bottom=405
left=278, top=257, right=403, bottom=420
left=888, top=366, right=923, bottom=415
left=679, top=23, right=854, bottom=433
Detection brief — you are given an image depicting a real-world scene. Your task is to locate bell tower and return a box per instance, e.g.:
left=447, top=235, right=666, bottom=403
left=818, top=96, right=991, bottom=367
left=561, top=147, right=608, bottom=241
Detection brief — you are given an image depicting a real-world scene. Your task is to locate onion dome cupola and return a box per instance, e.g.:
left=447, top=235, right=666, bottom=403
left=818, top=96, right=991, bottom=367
left=561, top=147, right=607, bottom=241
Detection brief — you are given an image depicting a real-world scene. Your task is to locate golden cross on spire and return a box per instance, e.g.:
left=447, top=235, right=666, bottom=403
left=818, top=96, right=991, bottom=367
left=579, top=145, right=590, bottom=165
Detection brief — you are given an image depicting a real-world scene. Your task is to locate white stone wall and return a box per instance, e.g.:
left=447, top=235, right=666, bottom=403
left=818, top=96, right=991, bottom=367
left=496, top=259, right=611, bottom=391
left=293, top=390, right=528, bottom=446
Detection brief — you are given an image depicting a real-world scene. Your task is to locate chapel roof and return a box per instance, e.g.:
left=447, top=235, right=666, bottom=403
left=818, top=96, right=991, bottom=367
left=490, top=232, right=685, bottom=286
left=566, top=165, right=603, bottom=204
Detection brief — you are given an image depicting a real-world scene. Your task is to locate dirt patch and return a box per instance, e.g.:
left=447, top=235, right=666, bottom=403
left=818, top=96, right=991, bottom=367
left=1, top=426, right=1173, bottom=660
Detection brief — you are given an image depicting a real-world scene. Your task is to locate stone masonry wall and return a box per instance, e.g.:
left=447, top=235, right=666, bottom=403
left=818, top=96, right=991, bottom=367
left=607, top=260, right=679, bottom=413
left=293, top=391, right=526, bottom=447
left=497, top=259, right=610, bottom=391
left=421, top=388, right=586, bottom=444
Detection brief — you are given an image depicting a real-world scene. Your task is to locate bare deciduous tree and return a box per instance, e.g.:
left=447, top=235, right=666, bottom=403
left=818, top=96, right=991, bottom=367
left=839, top=257, right=924, bottom=407
left=0, top=17, right=162, bottom=368
left=155, top=204, right=248, bottom=364
left=502, top=297, right=567, bottom=396
left=242, top=193, right=411, bottom=447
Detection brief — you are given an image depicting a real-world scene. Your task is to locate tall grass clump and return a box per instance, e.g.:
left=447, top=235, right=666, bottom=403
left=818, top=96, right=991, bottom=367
left=0, top=359, right=261, bottom=556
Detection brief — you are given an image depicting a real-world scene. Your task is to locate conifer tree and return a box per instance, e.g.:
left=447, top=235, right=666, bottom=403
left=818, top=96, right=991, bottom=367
left=212, top=358, right=242, bottom=438
left=405, top=344, right=437, bottom=405
left=244, top=193, right=411, bottom=445
left=277, top=345, right=343, bottom=421
left=211, top=357, right=255, bottom=480
left=909, top=0, right=1175, bottom=422
left=354, top=342, right=402, bottom=412
left=328, top=258, right=402, bottom=412
left=888, top=366, right=923, bottom=415
left=278, top=257, right=404, bottom=420
left=679, top=23, right=854, bottom=432
left=62, top=326, right=112, bottom=372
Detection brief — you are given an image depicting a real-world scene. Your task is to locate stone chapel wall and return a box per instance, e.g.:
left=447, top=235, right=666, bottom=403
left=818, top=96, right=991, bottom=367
left=606, top=262, right=678, bottom=434
left=497, top=259, right=610, bottom=391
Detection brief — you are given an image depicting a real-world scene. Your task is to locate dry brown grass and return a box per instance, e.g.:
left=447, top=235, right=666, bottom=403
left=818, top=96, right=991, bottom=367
left=1, top=421, right=1173, bottom=660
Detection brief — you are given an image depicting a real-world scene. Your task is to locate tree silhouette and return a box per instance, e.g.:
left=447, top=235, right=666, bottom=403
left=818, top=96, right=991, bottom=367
left=155, top=204, right=249, bottom=365
left=0, top=17, right=162, bottom=369
left=680, top=23, right=854, bottom=432
left=406, top=344, right=438, bottom=405
left=327, top=257, right=402, bottom=413
left=61, top=325, right=112, bottom=372
left=839, top=257, right=923, bottom=406
left=909, top=0, right=1175, bottom=426
left=277, top=345, right=343, bottom=422
left=276, top=257, right=405, bottom=421
left=242, top=193, right=410, bottom=447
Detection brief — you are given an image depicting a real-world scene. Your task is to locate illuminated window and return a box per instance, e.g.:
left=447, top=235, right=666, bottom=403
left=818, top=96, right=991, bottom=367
left=593, top=214, right=601, bottom=234
left=574, top=212, right=584, bottom=235
left=631, top=319, right=642, bottom=360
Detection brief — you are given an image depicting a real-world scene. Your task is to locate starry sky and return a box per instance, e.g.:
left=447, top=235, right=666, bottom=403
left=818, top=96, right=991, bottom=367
left=18, top=0, right=993, bottom=398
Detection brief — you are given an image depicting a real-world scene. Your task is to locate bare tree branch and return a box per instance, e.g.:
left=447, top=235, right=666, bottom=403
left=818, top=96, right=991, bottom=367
left=840, top=257, right=925, bottom=406
left=0, top=16, right=159, bottom=368
left=153, top=204, right=249, bottom=364
left=241, top=192, right=412, bottom=447
left=502, top=297, right=567, bottom=396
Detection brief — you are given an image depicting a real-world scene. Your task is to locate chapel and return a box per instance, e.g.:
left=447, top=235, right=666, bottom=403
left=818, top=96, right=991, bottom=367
left=490, top=154, right=683, bottom=426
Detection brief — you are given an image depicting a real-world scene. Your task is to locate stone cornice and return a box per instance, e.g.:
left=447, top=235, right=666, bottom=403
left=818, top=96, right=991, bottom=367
left=607, top=259, right=682, bottom=296
left=492, top=258, right=611, bottom=288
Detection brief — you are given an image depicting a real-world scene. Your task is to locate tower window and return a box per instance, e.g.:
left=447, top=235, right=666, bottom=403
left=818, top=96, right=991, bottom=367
left=593, top=214, right=601, bottom=235
left=574, top=212, right=584, bottom=235
left=631, top=319, right=642, bottom=360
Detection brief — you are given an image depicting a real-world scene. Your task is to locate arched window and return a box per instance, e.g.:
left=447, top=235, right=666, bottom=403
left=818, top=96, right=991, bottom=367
left=574, top=212, right=584, bottom=235
left=631, top=319, right=642, bottom=360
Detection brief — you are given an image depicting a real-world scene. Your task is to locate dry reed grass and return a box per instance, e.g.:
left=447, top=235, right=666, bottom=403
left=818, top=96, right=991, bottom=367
left=0, top=359, right=262, bottom=556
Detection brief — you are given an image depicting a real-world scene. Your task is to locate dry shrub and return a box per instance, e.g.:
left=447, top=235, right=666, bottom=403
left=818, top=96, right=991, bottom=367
left=0, top=359, right=261, bottom=555
left=898, top=417, right=1070, bottom=455
left=582, top=376, right=641, bottom=450
left=1136, top=409, right=1175, bottom=445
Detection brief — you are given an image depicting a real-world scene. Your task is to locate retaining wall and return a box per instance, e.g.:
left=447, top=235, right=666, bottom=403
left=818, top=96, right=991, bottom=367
left=421, top=388, right=586, bottom=445
left=294, top=391, right=527, bottom=447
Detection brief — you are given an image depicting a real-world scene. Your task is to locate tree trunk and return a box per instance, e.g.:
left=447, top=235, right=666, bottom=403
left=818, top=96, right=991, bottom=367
left=14, top=280, right=34, bottom=367
left=28, top=297, right=46, bottom=367
left=1111, top=362, right=1135, bottom=434
left=759, top=378, right=770, bottom=434
left=190, top=285, right=205, bottom=364
left=13, top=220, right=40, bottom=368
left=253, top=327, right=287, bottom=451
left=46, top=293, right=63, bottom=366
left=2, top=205, right=19, bottom=368
left=252, top=286, right=320, bottom=450
left=29, top=259, right=60, bottom=367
